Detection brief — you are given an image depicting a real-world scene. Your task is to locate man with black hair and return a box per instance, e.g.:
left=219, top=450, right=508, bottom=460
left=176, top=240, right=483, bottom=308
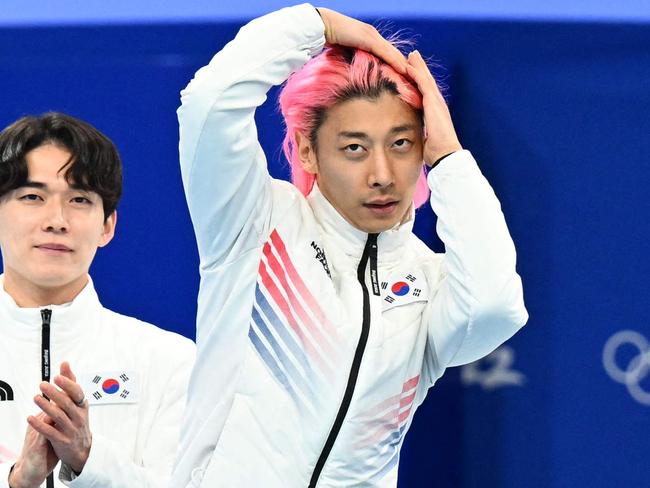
left=0, top=113, right=195, bottom=488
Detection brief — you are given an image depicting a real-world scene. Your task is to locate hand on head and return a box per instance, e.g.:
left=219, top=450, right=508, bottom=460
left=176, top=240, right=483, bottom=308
left=405, top=51, right=462, bottom=165
left=315, top=8, right=462, bottom=166
left=316, top=7, right=408, bottom=74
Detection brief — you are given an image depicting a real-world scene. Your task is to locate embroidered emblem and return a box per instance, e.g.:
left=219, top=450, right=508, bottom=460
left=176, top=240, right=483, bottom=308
left=0, top=380, right=14, bottom=401
left=311, top=241, right=331, bottom=278
left=81, top=371, right=138, bottom=405
left=381, top=271, right=428, bottom=310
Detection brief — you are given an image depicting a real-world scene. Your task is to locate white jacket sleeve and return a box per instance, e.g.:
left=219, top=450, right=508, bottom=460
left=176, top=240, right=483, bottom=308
left=58, top=343, right=195, bottom=488
left=171, top=6, right=325, bottom=488
left=177, top=3, right=325, bottom=270
left=0, top=463, right=11, bottom=488
left=424, top=150, right=528, bottom=379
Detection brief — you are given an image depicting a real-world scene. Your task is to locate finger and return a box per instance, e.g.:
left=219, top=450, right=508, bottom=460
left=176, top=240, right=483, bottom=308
left=60, top=361, right=77, bottom=383
left=28, top=413, right=66, bottom=444
left=53, top=375, right=85, bottom=410
left=35, top=394, right=74, bottom=431
left=319, top=9, right=407, bottom=74
left=407, top=50, right=428, bottom=68
left=42, top=414, right=56, bottom=426
left=39, top=382, right=85, bottom=426
left=370, top=39, right=407, bottom=74
left=34, top=386, right=73, bottom=432
left=31, top=412, right=57, bottom=429
left=407, top=51, right=440, bottom=86
left=379, top=46, right=408, bottom=75
left=405, top=59, right=427, bottom=85
left=406, top=52, right=438, bottom=93
left=360, top=25, right=407, bottom=74
left=24, top=415, right=50, bottom=445
left=405, top=64, right=431, bottom=99
left=407, top=50, right=431, bottom=70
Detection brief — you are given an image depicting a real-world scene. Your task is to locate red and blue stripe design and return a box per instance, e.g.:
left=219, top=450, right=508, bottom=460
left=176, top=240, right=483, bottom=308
left=355, top=375, right=420, bottom=480
left=248, top=230, right=340, bottom=412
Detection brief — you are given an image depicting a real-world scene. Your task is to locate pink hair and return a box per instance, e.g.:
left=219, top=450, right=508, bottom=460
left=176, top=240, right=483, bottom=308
left=279, top=45, right=430, bottom=208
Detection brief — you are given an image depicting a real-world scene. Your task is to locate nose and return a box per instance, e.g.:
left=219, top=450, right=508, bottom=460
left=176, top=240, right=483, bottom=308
left=368, top=150, right=394, bottom=188
left=42, top=200, right=68, bottom=233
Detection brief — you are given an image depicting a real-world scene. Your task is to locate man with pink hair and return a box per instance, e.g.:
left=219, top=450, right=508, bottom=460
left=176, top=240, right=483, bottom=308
left=173, top=4, right=527, bottom=487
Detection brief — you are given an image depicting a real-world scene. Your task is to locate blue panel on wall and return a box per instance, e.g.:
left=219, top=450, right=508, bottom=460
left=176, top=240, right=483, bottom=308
left=1, top=16, right=648, bottom=488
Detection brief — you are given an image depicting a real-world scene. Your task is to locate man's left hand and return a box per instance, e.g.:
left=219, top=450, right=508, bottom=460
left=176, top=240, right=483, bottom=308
left=30, top=362, right=92, bottom=474
left=405, top=50, right=463, bottom=166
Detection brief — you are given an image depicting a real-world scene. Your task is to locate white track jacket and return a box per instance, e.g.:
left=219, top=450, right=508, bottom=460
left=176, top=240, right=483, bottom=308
left=173, top=4, right=528, bottom=487
left=0, top=277, right=195, bottom=488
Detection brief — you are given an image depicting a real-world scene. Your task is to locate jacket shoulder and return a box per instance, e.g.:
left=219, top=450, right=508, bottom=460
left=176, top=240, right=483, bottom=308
left=406, top=234, right=443, bottom=266
left=100, top=308, right=196, bottom=361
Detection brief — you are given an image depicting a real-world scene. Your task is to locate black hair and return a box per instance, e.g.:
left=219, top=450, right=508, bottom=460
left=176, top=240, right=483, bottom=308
left=0, top=112, right=122, bottom=220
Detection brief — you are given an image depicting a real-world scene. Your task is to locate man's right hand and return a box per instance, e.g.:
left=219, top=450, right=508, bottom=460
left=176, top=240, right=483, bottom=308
left=8, top=414, right=58, bottom=488
left=315, top=7, right=407, bottom=75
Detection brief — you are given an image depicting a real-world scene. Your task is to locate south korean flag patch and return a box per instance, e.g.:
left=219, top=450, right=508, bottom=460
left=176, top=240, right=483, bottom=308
left=380, top=271, right=429, bottom=311
left=79, top=371, right=138, bottom=405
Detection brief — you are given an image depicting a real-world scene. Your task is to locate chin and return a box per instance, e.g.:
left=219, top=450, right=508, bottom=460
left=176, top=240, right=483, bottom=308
left=29, top=269, right=81, bottom=289
left=355, top=218, right=401, bottom=234
left=32, top=277, right=73, bottom=290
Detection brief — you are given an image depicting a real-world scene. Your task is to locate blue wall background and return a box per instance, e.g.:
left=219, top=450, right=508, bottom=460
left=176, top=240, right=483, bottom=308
left=1, top=4, right=649, bottom=487
left=2, top=0, right=650, bottom=25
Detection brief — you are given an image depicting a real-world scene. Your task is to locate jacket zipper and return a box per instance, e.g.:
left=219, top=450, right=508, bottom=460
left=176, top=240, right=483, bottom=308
left=41, top=309, right=52, bottom=390
left=308, top=233, right=379, bottom=487
left=41, top=308, right=55, bottom=488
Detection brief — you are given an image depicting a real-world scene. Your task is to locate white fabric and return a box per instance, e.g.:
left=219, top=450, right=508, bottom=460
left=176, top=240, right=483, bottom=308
left=172, top=4, right=528, bottom=487
left=0, top=276, right=195, bottom=488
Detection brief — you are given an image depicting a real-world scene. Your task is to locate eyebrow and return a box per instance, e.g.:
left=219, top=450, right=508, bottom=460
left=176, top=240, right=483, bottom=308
left=338, top=124, right=419, bottom=140
left=19, top=181, right=89, bottom=191
left=20, top=181, right=47, bottom=190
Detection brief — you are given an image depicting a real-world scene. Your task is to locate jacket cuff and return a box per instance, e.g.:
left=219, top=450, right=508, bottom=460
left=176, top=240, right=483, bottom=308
left=427, top=149, right=479, bottom=185
left=287, top=3, right=326, bottom=56
left=0, top=462, right=12, bottom=488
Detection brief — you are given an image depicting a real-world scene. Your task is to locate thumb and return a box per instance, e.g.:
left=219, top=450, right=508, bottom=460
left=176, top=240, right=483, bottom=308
left=60, top=361, right=77, bottom=382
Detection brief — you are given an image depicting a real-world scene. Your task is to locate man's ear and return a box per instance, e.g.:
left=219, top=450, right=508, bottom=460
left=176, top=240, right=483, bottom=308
left=98, top=210, right=117, bottom=248
left=295, top=131, right=318, bottom=175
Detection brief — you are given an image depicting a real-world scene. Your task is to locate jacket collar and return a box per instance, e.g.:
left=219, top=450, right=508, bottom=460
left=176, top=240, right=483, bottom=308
left=0, top=274, right=101, bottom=342
left=307, top=183, right=414, bottom=267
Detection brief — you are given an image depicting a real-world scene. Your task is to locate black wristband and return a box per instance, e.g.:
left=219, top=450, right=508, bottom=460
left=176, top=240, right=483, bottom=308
left=431, top=151, right=456, bottom=169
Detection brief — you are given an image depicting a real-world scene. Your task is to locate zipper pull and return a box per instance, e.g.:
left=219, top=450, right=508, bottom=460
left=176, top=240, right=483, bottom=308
left=368, top=234, right=380, bottom=296
left=41, top=308, right=52, bottom=327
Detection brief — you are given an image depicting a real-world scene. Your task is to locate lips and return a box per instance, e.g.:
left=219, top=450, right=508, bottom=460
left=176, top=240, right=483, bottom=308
left=363, top=199, right=399, bottom=216
left=36, top=243, right=73, bottom=252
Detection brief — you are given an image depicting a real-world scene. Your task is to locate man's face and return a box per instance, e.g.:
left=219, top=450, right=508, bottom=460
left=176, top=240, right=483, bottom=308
left=0, top=144, right=116, bottom=302
left=302, top=92, right=424, bottom=233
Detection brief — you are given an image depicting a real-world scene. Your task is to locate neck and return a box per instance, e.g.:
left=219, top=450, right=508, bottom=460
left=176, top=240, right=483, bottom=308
left=3, top=273, right=87, bottom=308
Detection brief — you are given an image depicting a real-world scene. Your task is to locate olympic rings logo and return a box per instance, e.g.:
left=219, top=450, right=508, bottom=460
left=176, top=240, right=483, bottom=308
left=602, top=330, right=650, bottom=406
